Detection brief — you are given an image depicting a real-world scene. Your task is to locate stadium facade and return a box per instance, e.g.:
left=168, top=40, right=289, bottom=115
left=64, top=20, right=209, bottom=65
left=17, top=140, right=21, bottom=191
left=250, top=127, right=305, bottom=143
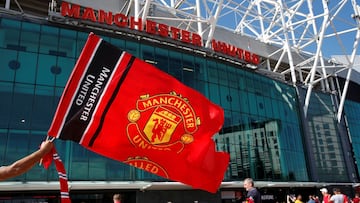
left=0, top=0, right=360, bottom=203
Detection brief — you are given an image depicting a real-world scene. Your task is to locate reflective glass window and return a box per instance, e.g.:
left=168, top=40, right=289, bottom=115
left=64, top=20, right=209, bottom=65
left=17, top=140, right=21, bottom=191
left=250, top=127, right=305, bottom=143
left=70, top=144, right=90, bottom=180
left=0, top=48, right=17, bottom=82
left=5, top=129, right=30, bottom=181
left=0, top=82, right=12, bottom=128
left=39, top=25, right=59, bottom=55
left=194, top=56, right=207, bottom=81
left=0, top=19, right=21, bottom=50
left=307, top=91, right=348, bottom=181
left=59, top=29, right=77, bottom=58
left=76, top=32, right=88, bottom=57
left=31, top=86, right=57, bottom=130
left=55, top=56, right=75, bottom=87
left=9, top=84, right=34, bottom=129
left=207, top=60, right=218, bottom=84
left=344, top=100, right=360, bottom=176
left=220, top=85, right=231, bottom=110
left=36, top=54, right=56, bottom=86
left=154, top=47, right=169, bottom=72
left=182, top=54, right=195, bottom=88
left=16, top=51, right=37, bottom=84
left=168, top=51, right=182, bottom=81
left=20, top=22, right=40, bottom=53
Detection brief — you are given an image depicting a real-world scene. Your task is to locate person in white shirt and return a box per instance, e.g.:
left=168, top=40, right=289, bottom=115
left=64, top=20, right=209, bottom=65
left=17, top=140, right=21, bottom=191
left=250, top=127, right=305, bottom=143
left=330, top=188, right=348, bottom=203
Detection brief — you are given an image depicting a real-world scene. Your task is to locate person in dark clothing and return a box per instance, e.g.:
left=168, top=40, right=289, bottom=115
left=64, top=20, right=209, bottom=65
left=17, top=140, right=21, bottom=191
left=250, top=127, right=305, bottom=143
left=244, top=178, right=262, bottom=203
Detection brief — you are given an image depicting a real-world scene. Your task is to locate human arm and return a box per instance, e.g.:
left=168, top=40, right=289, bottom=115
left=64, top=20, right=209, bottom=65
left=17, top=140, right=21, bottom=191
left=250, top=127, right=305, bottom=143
left=0, top=140, right=54, bottom=181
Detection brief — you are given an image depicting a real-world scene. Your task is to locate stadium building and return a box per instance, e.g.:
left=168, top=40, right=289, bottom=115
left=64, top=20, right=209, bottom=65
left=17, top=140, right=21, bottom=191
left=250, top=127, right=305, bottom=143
left=0, top=0, right=360, bottom=202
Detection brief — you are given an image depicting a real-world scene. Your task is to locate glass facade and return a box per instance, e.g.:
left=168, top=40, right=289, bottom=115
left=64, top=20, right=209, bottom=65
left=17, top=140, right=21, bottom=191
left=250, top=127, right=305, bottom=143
left=0, top=15, right=358, bottom=188
left=306, top=91, right=348, bottom=181
left=344, top=100, right=360, bottom=177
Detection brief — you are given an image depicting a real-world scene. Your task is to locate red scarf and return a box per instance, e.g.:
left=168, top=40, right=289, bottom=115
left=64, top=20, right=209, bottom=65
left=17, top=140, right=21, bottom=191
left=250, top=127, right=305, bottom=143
left=42, top=147, right=71, bottom=203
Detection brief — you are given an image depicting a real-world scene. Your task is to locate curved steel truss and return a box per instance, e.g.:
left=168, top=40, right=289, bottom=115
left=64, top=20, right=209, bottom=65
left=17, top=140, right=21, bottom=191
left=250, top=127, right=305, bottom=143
left=124, top=0, right=360, bottom=121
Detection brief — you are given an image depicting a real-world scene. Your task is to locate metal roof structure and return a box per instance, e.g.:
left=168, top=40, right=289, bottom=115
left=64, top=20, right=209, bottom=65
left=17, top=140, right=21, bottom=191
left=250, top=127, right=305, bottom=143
left=124, top=0, right=360, bottom=122
left=2, top=0, right=360, bottom=121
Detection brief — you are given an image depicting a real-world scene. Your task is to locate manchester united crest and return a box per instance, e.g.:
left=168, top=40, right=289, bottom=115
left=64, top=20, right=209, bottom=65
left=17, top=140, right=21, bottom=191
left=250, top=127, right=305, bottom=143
left=126, top=92, right=200, bottom=153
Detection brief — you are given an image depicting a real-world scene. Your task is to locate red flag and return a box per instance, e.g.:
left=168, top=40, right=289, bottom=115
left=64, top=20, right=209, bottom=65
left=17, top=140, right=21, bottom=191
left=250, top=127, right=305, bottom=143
left=48, top=33, right=229, bottom=193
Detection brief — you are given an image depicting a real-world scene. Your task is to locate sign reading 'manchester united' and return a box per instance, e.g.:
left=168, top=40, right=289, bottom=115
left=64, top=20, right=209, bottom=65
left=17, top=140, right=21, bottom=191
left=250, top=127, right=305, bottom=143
left=59, top=1, right=260, bottom=65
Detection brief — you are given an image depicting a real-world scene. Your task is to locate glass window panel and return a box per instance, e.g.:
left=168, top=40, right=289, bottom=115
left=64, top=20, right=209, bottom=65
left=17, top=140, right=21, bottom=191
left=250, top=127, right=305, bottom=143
left=106, top=161, right=131, bottom=180
left=154, top=47, right=169, bottom=72
left=16, top=52, right=37, bottom=84
left=272, top=98, right=281, bottom=120
left=56, top=57, right=75, bottom=87
left=208, top=83, right=220, bottom=105
left=0, top=129, right=7, bottom=164
left=229, top=87, right=240, bottom=112
left=141, top=44, right=155, bottom=63
left=125, top=40, right=139, bottom=56
left=345, top=100, right=360, bottom=176
left=256, top=94, right=266, bottom=117
left=31, top=86, right=56, bottom=130
left=110, top=37, right=125, bottom=49
left=220, top=85, right=231, bottom=110
left=0, top=82, right=12, bottom=128
left=195, top=80, right=209, bottom=98
left=55, top=87, right=65, bottom=97
left=238, top=70, right=246, bottom=91
left=9, top=84, right=34, bottom=129
left=247, top=92, right=258, bottom=116
left=0, top=48, right=16, bottom=81
left=2, top=19, right=21, bottom=50
left=263, top=96, right=274, bottom=118
left=223, top=109, right=232, bottom=128
left=194, top=56, right=207, bottom=81
left=88, top=153, right=107, bottom=180
left=76, top=32, right=88, bottom=57
left=217, top=63, right=228, bottom=86
left=98, top=34, right=110, bottom=42
left=39, top=25, right=59, bottom=55
left=207, top=61, right=218, bottom=84
left=20, top=22, right=40, bottom=53
left=182, top=54, right=195, bottom=88
left=227, top=68, right=239, bottom=89
left=26, top=131, right=50, bottom=180
left=59, top=29, right=77, bottom=58
left=36, top=54, right=56, bottom=86
left=5, top=129, right=29, bottom=181
left=239, top=91, right=249, bottom=114
left=69, top=144, right=89, bottom=180
left=169, top=51, right=182, bottom=81
left=244, top=72, right=254, bottom=91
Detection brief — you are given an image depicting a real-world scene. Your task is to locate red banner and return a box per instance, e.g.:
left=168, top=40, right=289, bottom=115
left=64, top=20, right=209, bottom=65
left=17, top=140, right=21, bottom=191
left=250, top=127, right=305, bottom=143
left=48, top=32, right=229, bottom=193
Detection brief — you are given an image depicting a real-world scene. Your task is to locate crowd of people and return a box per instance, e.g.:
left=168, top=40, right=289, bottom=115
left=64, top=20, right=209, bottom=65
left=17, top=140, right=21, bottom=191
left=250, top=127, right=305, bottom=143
left=288, top=188, right=360, bottom=203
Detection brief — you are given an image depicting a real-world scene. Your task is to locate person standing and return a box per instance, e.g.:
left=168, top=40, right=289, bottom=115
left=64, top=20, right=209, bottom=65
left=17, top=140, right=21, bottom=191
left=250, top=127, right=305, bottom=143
left=320, top=188, right=331, bottom=203
left=295, top=195, right=304, bottom=203
left=308, top=195, right=316, bottom=203
left=243, top=178, right=262, bottom=203
left=113, top=194, right=122, bottom=203
left=330, top=188, right=348, bottom=203
left=0, top=140, right=54, bottom=181
left=352, top=193, right=360, bottom=203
